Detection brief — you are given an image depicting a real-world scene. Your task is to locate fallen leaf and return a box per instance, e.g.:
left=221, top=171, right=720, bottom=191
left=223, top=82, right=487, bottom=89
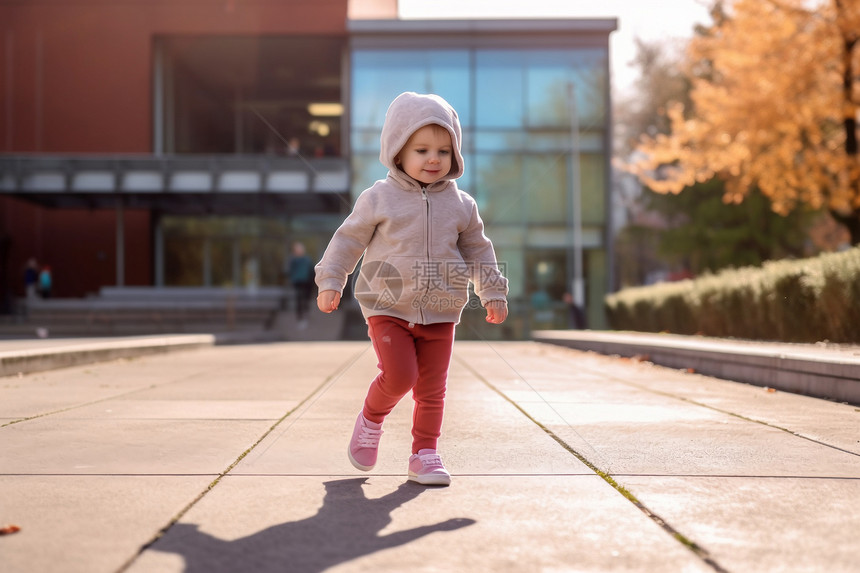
left=0, top=525, right=21, bottom=535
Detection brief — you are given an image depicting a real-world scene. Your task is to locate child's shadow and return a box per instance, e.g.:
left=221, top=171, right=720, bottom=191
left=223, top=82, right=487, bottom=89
left=147, top=478, right=476, bottom=573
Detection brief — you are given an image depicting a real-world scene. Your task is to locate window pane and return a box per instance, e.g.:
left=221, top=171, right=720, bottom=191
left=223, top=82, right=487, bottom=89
left=475, top=51, right=524, bottom=128
left=351, top=50, right=470, bottom=130
left=474, top=130, right=526, bottom=152
left=493, top=245, right=524, bottom=299
left=527, top=53, right=571, bottom=127
left=473, top=154, right=523, bottom=225
left=427, top=53, right=471, bottom=127
left=525, top=49, right=608, bottom=128
left=352, top=51, right=424, bottom=129
left=525, top=248, right=568, bottom=303
left=210, top=238, right=235, bottom=287
left=525, top=156, right=567, bottom=225
left=351, top=154, right=389, bottom=197
left=164, top=237, right=204, bottom=286
left=525, top=248, right=583, bottom=329
left=161, top=36, right=344, bottom=155
left=580, top=153, right=606, bottom=224
left=523, top=132, right=571, bottom=152
left=569, top=49, right=609, bottom=128
left=351, top=129, right=381, bottom=153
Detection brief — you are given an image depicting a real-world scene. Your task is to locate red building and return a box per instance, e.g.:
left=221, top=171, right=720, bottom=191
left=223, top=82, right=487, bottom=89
left=1, top=0, right=367, bottom=306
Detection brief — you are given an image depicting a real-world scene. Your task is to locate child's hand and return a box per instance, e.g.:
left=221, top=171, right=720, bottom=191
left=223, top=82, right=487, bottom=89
left=485, top=300, right=507, bottom=324
left=317, top=290, right=341, bottom=313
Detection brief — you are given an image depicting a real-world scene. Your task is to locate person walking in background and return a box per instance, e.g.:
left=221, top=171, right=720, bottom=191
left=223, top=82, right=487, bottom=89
left=24, top=258, right=39, bottom=300
left=287, top=242, right=314, bottom=329
left=38, top=265, right=52, bottom=299
left=315, top=92, right=508, bottom=486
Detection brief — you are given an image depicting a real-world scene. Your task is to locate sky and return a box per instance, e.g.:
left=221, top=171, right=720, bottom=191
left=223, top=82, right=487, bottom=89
left=398, top=0, right=713, bottom=96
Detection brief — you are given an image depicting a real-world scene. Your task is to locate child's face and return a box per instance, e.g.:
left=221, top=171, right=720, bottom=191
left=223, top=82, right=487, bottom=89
left=395, top=124, right=453, bottom=186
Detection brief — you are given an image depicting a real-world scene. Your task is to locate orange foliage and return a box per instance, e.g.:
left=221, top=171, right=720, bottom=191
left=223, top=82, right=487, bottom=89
left=624, top=0, right=860, bottom=218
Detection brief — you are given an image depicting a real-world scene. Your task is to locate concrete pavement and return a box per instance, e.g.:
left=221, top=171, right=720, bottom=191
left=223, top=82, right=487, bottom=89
left=1, top=339, right=859, bottom=572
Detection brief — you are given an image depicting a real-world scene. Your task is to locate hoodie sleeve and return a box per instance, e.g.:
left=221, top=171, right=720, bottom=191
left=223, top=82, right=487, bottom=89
left=314, top=191, right=378, bottom=294
left=457, top=199, right=508, bottom=305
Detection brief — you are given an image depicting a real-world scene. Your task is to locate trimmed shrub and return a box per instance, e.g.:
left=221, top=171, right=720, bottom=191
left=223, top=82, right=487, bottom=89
left=605, top=246, right=860, bottom=343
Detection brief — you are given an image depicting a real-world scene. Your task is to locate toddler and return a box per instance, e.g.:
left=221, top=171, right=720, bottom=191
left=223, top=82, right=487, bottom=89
left=315, top=92, right=508, bottom=486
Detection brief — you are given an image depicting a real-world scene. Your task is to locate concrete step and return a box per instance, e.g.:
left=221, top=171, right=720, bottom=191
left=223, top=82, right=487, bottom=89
left=533, top=329, right=860, bottom=405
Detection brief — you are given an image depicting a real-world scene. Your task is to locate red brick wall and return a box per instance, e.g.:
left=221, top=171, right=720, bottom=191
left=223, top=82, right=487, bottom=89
left=1, top=196, right=151, bottom=298
left=1, top=0, right=348, bottom=153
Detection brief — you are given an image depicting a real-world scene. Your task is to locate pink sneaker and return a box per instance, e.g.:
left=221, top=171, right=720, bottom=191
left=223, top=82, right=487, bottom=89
left=408, top=449, right=451, bottom=486
left=348, top=413, right=383, bottom=471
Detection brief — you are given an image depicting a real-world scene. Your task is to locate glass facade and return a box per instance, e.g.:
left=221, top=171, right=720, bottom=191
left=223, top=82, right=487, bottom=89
left=350, top=41, right=611, bottom=336
left=158, top=35, right=345, bottom=156
left=148, top=21, right=614, bottom=338
left=152, top=34, right=350, bottom=289
left=160, top=216, right=335, bottom=289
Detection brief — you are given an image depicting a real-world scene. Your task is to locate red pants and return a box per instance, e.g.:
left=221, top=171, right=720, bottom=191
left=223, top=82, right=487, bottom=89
left=363, top=316, right=455, bottom=454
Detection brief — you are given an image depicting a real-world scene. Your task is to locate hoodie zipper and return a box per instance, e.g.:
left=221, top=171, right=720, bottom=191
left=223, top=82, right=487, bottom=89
left=420, top=186, right=430, bottom=323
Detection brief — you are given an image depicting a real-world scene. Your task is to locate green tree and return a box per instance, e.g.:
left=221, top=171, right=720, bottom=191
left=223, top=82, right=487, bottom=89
left=645, top=180, right=813, bottom=274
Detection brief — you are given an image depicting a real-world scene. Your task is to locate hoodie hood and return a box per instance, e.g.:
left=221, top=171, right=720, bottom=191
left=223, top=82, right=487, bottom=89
left=379, top=92, right=465, bottom=188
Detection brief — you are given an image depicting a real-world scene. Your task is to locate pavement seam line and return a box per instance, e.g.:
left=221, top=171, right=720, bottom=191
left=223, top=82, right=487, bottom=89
left=454, top=354, right=730, bottom=573
left=1, top=364, right=226, bottom=429
left=245, top=343, right=372, bottom=462
left=115, top=346, right=368, bottom=573
left=459, top=335, right=604, bottom=460
left=0, top=349, right=270, bottom=429
left=585, top=360, right=860, bottom=459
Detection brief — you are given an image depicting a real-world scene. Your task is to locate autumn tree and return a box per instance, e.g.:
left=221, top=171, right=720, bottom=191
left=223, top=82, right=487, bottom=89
left=625, top=0, right=860, bottom=244
left=614, top=33, right=813, bottom=287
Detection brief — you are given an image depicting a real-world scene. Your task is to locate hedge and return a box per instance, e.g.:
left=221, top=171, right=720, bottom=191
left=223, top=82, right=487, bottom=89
left=605, top=246, right=860, bottom=343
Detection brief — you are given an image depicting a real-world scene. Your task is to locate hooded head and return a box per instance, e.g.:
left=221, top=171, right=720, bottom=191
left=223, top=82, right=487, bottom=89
left=379, top=92, right=465, bottom=187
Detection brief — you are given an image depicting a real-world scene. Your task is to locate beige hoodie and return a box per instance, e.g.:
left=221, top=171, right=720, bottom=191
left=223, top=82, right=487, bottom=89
left=315, top=92, right=508, bottom=324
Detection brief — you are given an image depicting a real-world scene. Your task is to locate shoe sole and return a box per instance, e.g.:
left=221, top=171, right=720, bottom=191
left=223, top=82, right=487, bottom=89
left=348, top=446, right=374, bottom=472
left=408, top=471, right=451, bottom=486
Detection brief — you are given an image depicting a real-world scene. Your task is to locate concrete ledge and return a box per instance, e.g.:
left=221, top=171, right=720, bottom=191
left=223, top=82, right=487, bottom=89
left=0, top=335, right=216, bottom=377
left=532, top=330, right=860, bottom=406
